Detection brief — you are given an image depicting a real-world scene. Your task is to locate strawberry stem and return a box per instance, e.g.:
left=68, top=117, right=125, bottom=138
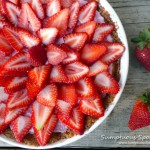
left=138, top=92, right=150, bottom=111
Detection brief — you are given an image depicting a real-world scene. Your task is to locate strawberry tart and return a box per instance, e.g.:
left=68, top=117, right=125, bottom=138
left=0, top=0, right=125, bottom=147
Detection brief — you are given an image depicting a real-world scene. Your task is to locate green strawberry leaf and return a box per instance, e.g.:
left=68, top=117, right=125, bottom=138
left=137, top=41, right=147, bottom=49
left=131, top=37, right=142, bottom=43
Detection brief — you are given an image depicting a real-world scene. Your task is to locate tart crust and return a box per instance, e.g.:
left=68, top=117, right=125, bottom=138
left=3, top=0, right=121, bottom=146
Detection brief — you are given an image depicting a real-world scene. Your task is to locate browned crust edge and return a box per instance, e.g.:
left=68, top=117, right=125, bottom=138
left=3, top=2, right=122, bottom=147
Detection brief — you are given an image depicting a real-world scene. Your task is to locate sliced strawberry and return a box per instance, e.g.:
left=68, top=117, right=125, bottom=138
left=34, top=114, right=58, bottom=146
left=88, top=60, right=108, bottom=77
left=18, top=30, right=41, bottom=48
left=79, top=98, right=104, bottom=118
left=0, top=75, right=13, bottom=87
left=56, top=99, right=73, bottom=118
left=60, top=0, right=76, bottom=8
left=11, top=115, right=32, bottom=143
left=0, top=0, right=6, bottom=15
left=60, top=44, right=79, bottom=65
left=81, top=44, right=107, bottom=64
left=0, top=20, right=10, bottom=29
left=28, top=65, right=51, bottom=87
left=46, top=0, right=61, bottom=17
left=38, top=28, right=58, bottom=45
left=5, top=1, right=20, bottom=25
left=26, top=45, right=47, bottom=67
left=46, top=44, right=67, bottom=65
left=26, top=81, right=41, bottom=98
left=58, top=106, right=84, bottom=135
left=7, top=89, right=34, bottom=109
left=37, top=84, right=58, bottom=107
left=32, top=101, right=54, bottom=130
left=31, top=0, right=45, bottom=19
left=50, top=65, right=67, bottom=83
left=76, top=77, right=95, bottom=98
left=9, top=0, right=19, bottom=5
left=78, top=1, right=97, bottom=24
left=65, top=61, right=89, bottom=83
left=94, top=71, right=120, bottom=94
left=93, top=24, right=114, bottom=43
left=18, top=3, right=41, bottom=32
left=0, top=103, right=7, bottom=133
left=44, top=8, right=70, bottom=37
left=0, top=32, right=13, bottom=55
left=5, top=106, right=28, bottom=125
left=0, top=87, right=9, bottom=103
left=3, top=25, right=23, bottom=52
left=68, top=1, right=80, bottom=29
left=58, top=84, right=77, bottom=105
left=5, top=76, right=28, bottom=94
left=101, top=42, right=125, bottom=64
left=64, top=33, right=88, bottom=51
left=75, top=21, right=96, bottom=41
left=2, top=52, right=31, bottom=73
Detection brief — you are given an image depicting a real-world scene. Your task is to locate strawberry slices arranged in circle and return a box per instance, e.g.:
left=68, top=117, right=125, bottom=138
left=0, top=0, right=125, bottom=146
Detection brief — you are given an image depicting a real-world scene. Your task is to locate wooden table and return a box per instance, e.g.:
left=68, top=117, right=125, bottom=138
left=1, top=0, right=150, bottom=148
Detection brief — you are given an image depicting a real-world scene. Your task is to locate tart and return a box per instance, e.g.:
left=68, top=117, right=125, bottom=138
left=0, top=0, right=125, bottom=147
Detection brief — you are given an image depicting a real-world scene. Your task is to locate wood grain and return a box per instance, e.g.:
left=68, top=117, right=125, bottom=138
left=1, top=0, right=150, bottom=148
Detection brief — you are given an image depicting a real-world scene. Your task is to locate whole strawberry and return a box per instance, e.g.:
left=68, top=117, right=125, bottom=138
left=132, top=28, right=150, bottom=72
left=128, top=92, right=150, bottom=130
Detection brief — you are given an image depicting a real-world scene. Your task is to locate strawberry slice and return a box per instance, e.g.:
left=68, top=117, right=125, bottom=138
left=50, top=65, right=67, bottom=83
left=0, top=87, right=8, bottom=103
left=46, top=44, right=67, bottom=65
left=0, top=32, right=13, bottom=55
left=56, top=99, right=73, bottom=118
left=65, top=61, right=89, bottom=83
left=28, top=65, right=51, bottom=88
left=94, top=71, right=120, bottom=94
left=32, top=101, right=54, bottom=130
left=18, top=30, right=41, bottom=48
left=5, top=76, right=28, bottom=94
left=58, top=84, right=77, bottom=105
left=81, top=44, right=107, bottom=64
left=11, top=115, right=32, bottom=143
left=93, top=24, right=114, bottom=43
left=0, top=75, right=13, bottom=87
left=37, top=84, right=58, bottom=107
left=68, top=1, right=80, bottom=29
left=0, top=0, right=5, bottom=15
left=60, top=0, right=76, bottom=8
left=18, top=3, right=41, bottom=32
left=46, top=0, right=61, bottom=17
left=75, top=21, right=96, bottom=41
left=101, top=42, right=125, bottom=64
left=3, top=25, right=23, bottom=52
left=0, top=103, right=7, bottom=133
left=44, top=8, right=70, bottom=37
left=88, top=60, right=108, bottom=77
left=7, top=89, right=34, bottom=109
left=9, top=0, right=19, bottom=5
left=26, top=45, right=47, bottom=67
left=76, top=77, right=95, bottom=98
left=34, top=114, right=58, bottom=146
left=26, top=81, right=41, bottom=98
left=31, top=0, right=45, bottom=19
left=2, top=52, right=31, bottom=73
left=79, top=98, right=104, bottom=118
left=64, top=33, right=88, bottom=51
left=5, top=106, right=28, bottom=125
left=78, top=1, right=97, bottom=24
left=5, top=1, right=20, bottom=25
left=60, top=44, right=79, bottom=65
left=58, top=106, right=84, bottom=135
left=38, top=28, right=58, bottom=45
